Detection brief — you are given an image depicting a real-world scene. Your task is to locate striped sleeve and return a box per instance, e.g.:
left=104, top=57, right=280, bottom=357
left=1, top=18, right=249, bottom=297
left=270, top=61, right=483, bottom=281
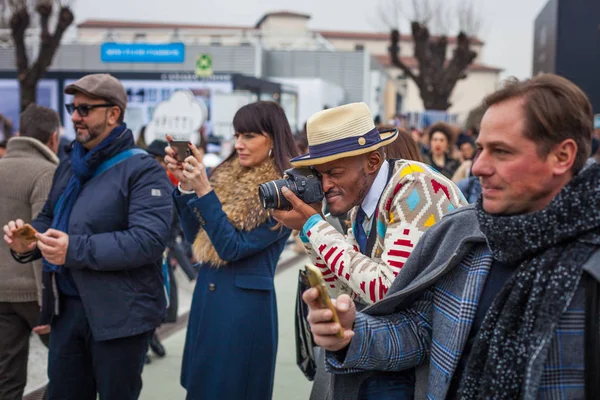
left=304, top=171, right=464, bottom=304
left=300, top=215, right=355, bottom=300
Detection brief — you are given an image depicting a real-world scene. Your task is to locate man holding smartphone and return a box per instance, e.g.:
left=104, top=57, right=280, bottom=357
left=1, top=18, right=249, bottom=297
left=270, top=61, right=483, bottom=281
left=3, top=74, right=172, bottom=400
left=302, top=74, right=600, bottom=400
left=273, top=102, right=467, bottom=399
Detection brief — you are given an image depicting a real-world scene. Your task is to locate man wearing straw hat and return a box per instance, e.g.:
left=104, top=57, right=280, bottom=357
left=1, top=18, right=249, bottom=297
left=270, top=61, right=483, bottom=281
left=273, top=102, right=467, bottom=398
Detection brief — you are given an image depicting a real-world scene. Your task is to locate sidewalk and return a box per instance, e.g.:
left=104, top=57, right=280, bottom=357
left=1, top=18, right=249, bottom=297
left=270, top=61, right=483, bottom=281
left=25, top=244, right=314, bottom=400
left=140, top=246, right=313, bottom=399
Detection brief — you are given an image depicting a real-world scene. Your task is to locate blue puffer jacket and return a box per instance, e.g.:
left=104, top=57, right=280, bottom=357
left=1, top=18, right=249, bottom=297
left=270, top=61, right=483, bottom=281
left=27, top=129, right=173, bottom=341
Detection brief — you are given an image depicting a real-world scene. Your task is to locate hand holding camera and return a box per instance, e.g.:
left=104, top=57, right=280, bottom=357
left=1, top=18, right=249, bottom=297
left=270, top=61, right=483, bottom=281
left=266, top=168, right=325, bottom=231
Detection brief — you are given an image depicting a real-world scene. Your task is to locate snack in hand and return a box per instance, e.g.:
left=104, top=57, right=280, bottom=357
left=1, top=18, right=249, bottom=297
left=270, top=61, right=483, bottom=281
left=13, top=224, right=38, bottom=245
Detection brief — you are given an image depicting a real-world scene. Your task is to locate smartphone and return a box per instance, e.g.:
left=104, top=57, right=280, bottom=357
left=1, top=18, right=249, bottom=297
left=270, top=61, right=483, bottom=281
left=303, top=263, right=344, bottom=339
left=13, top=223, right=38, bottom=245
left=170, top=141, right=191, bottom=162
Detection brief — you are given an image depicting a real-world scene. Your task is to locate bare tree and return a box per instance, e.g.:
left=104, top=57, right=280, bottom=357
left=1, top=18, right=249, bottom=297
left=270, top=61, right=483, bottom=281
left=1, top=0, right=73, bottom=112
left=380, top=0, right=481, bottom=110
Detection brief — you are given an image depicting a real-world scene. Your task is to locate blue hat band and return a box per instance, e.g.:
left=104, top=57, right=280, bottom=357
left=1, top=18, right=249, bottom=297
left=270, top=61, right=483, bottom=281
left=306, top=127, right=380, bottom=159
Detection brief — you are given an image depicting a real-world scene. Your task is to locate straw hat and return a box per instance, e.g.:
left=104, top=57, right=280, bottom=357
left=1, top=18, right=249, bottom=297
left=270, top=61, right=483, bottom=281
left=290, top=102, right=398, bottom=167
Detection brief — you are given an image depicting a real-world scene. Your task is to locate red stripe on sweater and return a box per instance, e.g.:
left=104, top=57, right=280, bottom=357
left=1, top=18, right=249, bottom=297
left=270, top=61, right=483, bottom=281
left=393, top=183, right=403, bottom=196
left=389, top=260, right=405, bottom=269
left=388, top=250, right=411, bottom=258
left=333, top=255, right=344, bottom=274
left=393, top=239, right=414, bottom=247
left=385, top=198, right=393, bottom=211
left=331, top=250, right=344, bottom=270
left=324, top=247, right=338, bottom=263
left=369, top=280, right=376, bottom=303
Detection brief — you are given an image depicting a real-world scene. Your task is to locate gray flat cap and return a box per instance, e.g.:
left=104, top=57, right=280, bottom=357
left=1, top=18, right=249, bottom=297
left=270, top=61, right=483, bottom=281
left=64, top=74, right=127, bottom=110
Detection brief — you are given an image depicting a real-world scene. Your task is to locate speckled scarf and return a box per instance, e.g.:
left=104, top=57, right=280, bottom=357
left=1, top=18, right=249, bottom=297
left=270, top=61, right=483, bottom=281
left=459, top=162, right=600, bottom=400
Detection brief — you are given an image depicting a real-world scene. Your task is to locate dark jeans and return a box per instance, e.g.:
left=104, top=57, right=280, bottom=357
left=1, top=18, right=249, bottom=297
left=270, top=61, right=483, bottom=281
left=0, top=301, right=50, bottom=400
left=47, top=297, right=151, bottom=400
left=358, top=371, right=415, bottom=400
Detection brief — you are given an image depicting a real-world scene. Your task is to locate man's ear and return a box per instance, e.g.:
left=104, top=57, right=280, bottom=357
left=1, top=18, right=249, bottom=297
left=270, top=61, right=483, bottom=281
left=366, top=150, right=384, bottom=174
left=108, top=106, right=121, bottom=125
left=551, top=138, right=578, bottom=176
left=47, top=131, right=59, bottom=154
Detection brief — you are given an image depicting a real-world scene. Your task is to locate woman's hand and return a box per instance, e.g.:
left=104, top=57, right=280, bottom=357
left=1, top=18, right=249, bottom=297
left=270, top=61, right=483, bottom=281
left=164, top=135, right=191, bottom=191
left=183, top=142, right=213, bottom=198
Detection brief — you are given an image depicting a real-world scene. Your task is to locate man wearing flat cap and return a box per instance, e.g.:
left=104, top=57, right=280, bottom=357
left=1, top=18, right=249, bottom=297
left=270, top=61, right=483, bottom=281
left=3, top=74, right=172, bottom=399
left=273, top=102, right=467, bottom=398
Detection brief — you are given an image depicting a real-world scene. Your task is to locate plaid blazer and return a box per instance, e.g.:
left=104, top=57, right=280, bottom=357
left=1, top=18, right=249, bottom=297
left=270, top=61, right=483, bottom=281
left=327, top=207, right=594, bottom=400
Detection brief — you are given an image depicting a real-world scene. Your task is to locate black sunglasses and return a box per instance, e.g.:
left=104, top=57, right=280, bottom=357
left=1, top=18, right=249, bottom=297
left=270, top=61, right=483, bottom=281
left=65, top=103, right=114, bottom=117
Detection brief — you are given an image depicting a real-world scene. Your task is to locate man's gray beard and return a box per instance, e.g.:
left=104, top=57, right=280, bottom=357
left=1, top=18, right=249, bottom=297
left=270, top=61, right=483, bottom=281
left=74, top=122, right=106, bottom=144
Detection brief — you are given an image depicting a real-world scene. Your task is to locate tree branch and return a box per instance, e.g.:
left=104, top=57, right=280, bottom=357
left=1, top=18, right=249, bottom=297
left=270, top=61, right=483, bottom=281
left=388, top=29, right=418, bottom=83
left=9, top=4, right=29, bottom=76
left=36, top=0, right=52, bottom=42
left=30, top=4, right=73, bottom=81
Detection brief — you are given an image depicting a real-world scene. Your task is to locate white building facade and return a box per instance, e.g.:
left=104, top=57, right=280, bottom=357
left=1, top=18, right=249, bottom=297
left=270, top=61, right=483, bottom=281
left=74, top=11, right=503, bottom=124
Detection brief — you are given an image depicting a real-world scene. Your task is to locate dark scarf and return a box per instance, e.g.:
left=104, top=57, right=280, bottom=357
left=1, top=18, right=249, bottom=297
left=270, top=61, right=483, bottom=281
left=43, top=124, right=127, bottom=273
left=459, top=162, right=600, bottom=400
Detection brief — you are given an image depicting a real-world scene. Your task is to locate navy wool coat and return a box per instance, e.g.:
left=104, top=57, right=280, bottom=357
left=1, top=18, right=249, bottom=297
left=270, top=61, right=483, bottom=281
left=174, top=189, right=290, bottom=400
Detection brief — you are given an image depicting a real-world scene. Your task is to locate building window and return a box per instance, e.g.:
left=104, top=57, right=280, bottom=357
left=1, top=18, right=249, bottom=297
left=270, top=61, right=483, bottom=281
left=105, top=29, right=118, bottom=41
left=355, top=44, right=365, bottom=51
left=210, top=36, right=222, bottom=46
left=134, top=33, right=147, bottom=42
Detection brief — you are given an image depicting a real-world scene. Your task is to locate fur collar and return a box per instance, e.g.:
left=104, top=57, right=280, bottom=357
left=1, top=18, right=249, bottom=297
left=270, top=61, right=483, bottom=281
left=193, top=157, right=281, bottom=267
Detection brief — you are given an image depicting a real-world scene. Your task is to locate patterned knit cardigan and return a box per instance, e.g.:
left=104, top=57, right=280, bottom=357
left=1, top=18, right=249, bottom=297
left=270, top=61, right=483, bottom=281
left=301, top=160, right=468, bottom=305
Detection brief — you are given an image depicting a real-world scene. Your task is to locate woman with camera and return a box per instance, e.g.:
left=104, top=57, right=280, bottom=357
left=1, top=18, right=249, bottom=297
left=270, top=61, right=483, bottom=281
left=164, top=101, right=298, bottom=400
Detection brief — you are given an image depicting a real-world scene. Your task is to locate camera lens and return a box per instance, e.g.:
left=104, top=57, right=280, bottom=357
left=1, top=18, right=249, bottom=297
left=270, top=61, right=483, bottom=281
left=258, top=179, right=292, bottom=210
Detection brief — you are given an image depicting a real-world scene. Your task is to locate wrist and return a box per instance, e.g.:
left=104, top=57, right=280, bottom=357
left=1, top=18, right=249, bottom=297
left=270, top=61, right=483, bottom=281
left=194, top=187, right=213, bottom=198
left=178, top=182, right=195, bottom=195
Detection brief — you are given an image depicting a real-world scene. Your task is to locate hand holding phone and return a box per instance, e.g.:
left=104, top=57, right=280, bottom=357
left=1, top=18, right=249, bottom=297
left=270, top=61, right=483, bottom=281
left=3, top=220, right=38, bottom=254
left=170, top=141, right=192, bottom=162
left=303, top=264, right=344, bottom=339
left=13, top=223, right=38, bottom=245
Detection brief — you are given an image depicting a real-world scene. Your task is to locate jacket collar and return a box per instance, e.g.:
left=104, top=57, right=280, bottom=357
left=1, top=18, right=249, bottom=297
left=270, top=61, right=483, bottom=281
left=4, top=136, right=59, bottom=165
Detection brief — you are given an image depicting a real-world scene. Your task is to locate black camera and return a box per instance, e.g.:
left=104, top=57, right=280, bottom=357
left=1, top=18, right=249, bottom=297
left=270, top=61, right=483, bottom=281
left=258, top=167, right=324, bottom=210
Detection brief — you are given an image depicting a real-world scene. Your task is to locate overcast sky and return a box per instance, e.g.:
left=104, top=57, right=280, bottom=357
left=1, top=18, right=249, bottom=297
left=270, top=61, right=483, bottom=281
left=72, top=0, right=549, bottom=80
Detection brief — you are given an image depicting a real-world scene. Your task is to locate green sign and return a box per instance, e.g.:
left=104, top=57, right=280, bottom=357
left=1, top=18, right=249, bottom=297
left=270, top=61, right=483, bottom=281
left=195, top=54, right=213, bottom=77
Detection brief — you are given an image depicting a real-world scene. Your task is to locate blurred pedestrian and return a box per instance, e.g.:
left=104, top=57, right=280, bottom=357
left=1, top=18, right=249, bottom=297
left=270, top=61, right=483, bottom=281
left=0, top=104, right=60, bottom=400
left=423, top=122, right=461, bottom=179
left=165, top=101, right=297, bottom=400
left=382, top=126, right=424, bottom=162
left=3, top=74, right=173, bottom=400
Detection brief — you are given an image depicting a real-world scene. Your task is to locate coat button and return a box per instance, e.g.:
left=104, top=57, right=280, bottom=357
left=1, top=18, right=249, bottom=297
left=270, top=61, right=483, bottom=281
left=208, top=283, right=216, bottom=291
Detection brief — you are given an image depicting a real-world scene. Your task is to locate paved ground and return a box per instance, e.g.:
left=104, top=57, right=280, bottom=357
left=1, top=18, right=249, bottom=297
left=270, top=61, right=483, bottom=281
left=25, top=243, right=314, bottom=399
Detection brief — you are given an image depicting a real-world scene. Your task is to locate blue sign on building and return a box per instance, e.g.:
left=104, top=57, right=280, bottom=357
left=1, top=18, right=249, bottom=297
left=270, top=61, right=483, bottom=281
left=101, top=43, right=185, bottom=63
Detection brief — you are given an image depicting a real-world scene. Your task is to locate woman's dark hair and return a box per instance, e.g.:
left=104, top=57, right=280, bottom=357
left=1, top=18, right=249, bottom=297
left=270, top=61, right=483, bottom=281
left=221, top=101, right=298, bottom=175
left=293, top=130, right=309, bottom=154
left=379, top=125, right=423, bottom=162
left=427, top=122, right=455, bottom=146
